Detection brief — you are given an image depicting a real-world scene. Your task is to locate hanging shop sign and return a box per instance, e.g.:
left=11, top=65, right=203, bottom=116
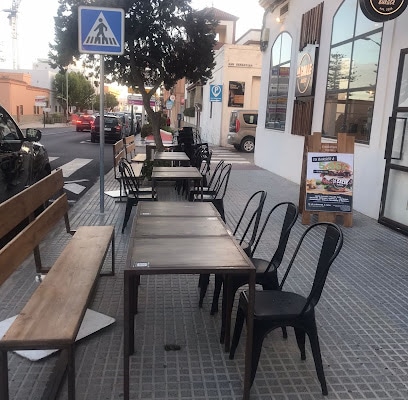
left=305, top=152, right=354, bottom=213
left=359, top=0, right=407, bottom=22
left=295, top=45, right=318, bottom=98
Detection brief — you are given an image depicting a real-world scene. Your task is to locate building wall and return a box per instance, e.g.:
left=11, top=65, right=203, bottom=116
left=0, top=73, right=50, bottom=123
left=200, top=44, right=262, bottom=146
left=255, top=0, right=408, bottom=219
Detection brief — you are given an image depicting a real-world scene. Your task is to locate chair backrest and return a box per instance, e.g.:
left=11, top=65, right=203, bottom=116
left=279, top=222, right=344, bottom=314
left=233, top=190, right=267, bottom=250
left=251, top=201, right=298, bottom=273
left=207, top=160, right=224, bottom=190
left=213, top=163, right=232, bottom=200
left=118, top=158, right=141, bottom=196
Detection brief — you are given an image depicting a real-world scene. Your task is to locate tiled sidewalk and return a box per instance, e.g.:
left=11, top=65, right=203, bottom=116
left=1, top=157, right=408, bottom=399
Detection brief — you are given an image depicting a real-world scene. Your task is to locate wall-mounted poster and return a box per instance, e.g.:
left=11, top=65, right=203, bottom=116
left=305, top=152, right=354, bottom=213
left=228, top=81, right=245, bottom=107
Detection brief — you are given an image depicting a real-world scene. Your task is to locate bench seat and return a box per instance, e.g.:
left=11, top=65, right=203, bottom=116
left=0, top=225, right=114, bottom=350
left=131, top=153, right=147, bottom=163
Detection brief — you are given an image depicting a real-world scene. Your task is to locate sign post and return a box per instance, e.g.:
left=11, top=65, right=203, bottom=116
left=79, top=6, right=124, bottom=213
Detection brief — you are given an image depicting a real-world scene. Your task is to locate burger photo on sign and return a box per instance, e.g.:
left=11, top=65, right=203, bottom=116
left=306, top=154, right=354, bottom=194
left=319, top=161, right=353, bottom=192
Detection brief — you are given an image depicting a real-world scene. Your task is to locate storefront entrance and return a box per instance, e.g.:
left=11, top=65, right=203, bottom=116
left=379, top=48, right=408, bottom=234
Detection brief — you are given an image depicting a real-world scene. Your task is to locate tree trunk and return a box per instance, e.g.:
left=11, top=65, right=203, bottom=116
left=151, top=111, right=165, bottom=152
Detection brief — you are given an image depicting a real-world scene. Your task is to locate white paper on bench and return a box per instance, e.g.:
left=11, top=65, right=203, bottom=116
left=0, top=309, right=115, bottom=361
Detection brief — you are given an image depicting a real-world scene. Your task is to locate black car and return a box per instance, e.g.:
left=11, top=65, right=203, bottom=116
left=90, top=115, right=128, bottom=143
left=0, top=105, right=51, bottom=203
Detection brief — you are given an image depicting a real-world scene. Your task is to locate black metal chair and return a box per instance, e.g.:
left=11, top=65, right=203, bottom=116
left=198, top=189, right=267, bottom=311
left=119, top=158, right=157, bottom=233
left=208, top=190, right=268, bottom=315
left=191, top=162, right=232, bottom=220
left=229, top=222, right=344, bottom=396
left=188, top=159, right=224, bottom=201
left=219, top=201, right=298, bottom=348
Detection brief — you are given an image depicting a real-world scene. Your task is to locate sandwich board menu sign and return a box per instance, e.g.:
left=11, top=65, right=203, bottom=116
left=305, top=152, right=354, bottom=213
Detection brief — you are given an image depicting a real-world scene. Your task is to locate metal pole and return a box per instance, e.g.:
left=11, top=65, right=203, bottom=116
left=66, top=69, right=69, bottom=116
left=99, top=55, right=105, bottom=213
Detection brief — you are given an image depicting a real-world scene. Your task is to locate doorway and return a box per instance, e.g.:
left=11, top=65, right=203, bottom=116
left=379, top=48, right=408, bottom=234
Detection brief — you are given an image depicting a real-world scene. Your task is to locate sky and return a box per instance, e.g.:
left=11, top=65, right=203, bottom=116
left=0, top=0, right=264, bottom=69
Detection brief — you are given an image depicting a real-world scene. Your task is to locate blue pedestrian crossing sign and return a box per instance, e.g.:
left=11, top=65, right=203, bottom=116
left=79, top=6, right=124, bottom=55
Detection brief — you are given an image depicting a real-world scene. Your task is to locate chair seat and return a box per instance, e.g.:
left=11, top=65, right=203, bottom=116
left=240, top=290, right=308, bottom=320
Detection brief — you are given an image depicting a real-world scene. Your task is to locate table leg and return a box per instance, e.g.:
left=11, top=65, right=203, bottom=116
left=223, top=274, right=231, bottom=352
left=124, top=272, right=130, bottom=400
left=152, top=178, right=156, bottom=199
left=243, top=270, right=255, bottom=400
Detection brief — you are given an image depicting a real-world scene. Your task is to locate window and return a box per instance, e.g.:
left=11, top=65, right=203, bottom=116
left=265, top=32, right=292, bottom=130
left=322, top=0, right=383, bottom=143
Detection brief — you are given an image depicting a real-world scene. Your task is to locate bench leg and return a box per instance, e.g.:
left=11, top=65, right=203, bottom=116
left=100, top=232, right=115, bottom=277
left=0, top=351, right=9, bottom=400
left=67, top=344, right=76, bottom=400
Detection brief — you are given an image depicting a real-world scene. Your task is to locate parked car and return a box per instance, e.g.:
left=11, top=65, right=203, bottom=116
left=0, top=104, right=51, bottom=204
left=90, top=115, right=128, bottom=143
left=227, top=110, right=258, bottom=153
left=76, top=114, right=95, bottom=132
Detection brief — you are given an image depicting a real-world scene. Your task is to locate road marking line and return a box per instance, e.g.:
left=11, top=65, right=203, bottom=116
left=60, top=158, right=93, bottom=177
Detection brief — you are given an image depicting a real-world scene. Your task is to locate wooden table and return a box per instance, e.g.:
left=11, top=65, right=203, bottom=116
left=151, top=166, right=203, bottom=199
left=154, top=150, right=190, bottom=165
left=123, top=202, right=255, bottom=400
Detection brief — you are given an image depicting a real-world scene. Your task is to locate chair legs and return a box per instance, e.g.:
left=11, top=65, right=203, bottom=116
left=229, top=309, right=328, bottom=395
left=122, top=199, right=137, bottom=233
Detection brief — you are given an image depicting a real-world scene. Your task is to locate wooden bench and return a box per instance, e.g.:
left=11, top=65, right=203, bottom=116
left=0, top=168, right=115, bottom=400
left=123, top=135, right=146, bottom=163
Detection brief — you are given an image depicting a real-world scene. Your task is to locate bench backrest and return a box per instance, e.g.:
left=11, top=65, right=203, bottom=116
left=0, top=168, right=70, bottom=285
left=124, top=135, right=136, bottom=161
left=113, top=139, right=126, bottom=180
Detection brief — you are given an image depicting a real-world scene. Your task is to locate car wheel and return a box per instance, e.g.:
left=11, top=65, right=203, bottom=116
left=233, top=144, right=240, bottom=151
left=240, top=137, right=255, bottom=153
left=91, top=134, right=96, bottom=143
left=76, top=127, right=79, bottom=132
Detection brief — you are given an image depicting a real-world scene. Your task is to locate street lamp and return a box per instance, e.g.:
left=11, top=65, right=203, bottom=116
left=362, top=37, right=381, bottom=46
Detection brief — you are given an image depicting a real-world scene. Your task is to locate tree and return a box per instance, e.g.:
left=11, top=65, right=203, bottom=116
left=94, top=92, right=119, bottom=112
left=53, top=71, right=95, bottom=114
left=49, top=0, right=217, bottom=151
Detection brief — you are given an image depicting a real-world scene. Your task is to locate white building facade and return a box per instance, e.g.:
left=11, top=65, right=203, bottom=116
left=256, top=0, right=408, bottom=234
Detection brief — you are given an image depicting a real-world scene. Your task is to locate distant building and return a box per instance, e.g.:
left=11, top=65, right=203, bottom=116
left=181, top=7, right=262, bottom=146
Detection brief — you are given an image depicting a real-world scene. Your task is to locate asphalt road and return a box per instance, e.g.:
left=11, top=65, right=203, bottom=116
left=39, top=125, right=124, bottom=203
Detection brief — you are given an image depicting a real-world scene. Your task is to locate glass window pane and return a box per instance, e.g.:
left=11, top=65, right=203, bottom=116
left=331, top=0, right=356, bottom=45
left=280, top=32, right=292, bottom=63
left=266, top=33, right=292, bottom=130
left=323, top=94, right=347, bottom=137
left=350, top=34, right=381, bottom=89
left=355, top=4, right=383, bottom=36
left=398, top=53, right=408, bottom=108
left=327, top=43, right=352, bottom=91
left=345, top=93, right=374, bottom=142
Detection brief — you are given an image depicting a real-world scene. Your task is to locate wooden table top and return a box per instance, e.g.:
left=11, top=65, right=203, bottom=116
left=136, top=201, right=219, bottom=217
left=152, top=166, right=202, bottom=179
left=131, top=216, right=228, bottom=238
left=154, top=151, right=190, bottom=161
left=126, top=236, right=252, bottom=274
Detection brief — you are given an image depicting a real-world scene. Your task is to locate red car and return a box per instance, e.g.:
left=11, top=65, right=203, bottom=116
left=76, top=115, right=95, bottom=132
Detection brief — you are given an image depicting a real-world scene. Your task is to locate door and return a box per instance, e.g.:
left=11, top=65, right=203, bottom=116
left=379, top=49, right=408, bottom=234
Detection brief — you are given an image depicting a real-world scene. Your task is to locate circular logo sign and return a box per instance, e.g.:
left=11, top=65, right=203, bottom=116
left=296, top=53, right=314, bottom=95
left=359, top=0, right=407, bottom=21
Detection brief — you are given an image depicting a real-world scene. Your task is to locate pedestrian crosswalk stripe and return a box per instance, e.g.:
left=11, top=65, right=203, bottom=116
left=84, top=12, right=118, bottom=46
left=60, top=158, right=93, bottom=178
